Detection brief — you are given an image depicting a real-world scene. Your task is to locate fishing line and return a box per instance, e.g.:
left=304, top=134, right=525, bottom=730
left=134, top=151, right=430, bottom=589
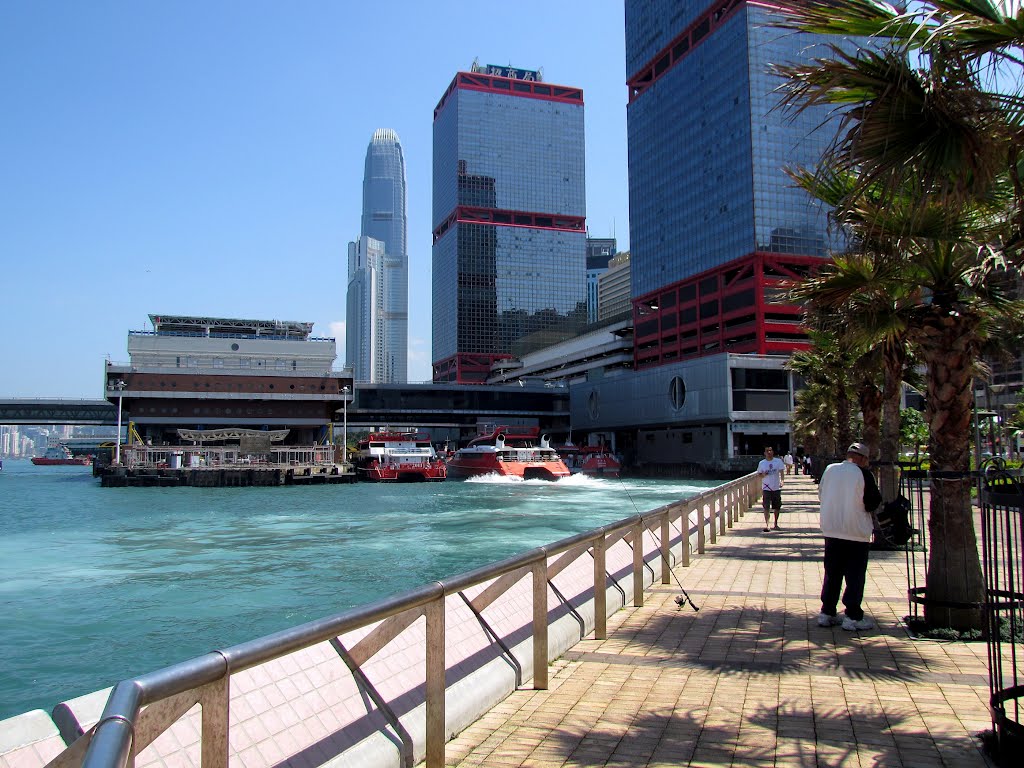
left=617, top=476, right=700, bottom=612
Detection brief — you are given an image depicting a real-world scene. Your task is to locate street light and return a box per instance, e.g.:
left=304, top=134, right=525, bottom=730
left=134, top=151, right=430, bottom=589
left=110, top=379, right=126, bottom=465
left=342, top=385, right=350, bottom=465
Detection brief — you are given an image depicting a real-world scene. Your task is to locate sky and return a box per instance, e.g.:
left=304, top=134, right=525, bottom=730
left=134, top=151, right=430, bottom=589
left=0, top=1, right=631, bottom=398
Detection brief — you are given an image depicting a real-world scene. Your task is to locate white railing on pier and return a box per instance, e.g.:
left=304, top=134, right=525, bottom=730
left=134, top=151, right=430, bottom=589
left=39, top=473, right=760, bottom=768
left=118, top=444, right=339, bottom=469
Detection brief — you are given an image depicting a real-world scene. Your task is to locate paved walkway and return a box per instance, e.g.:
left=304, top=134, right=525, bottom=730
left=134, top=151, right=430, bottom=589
left=445, top=473, right=995, bottom=767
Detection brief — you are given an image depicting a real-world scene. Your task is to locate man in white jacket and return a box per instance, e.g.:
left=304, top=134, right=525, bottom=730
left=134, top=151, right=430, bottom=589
left=816, top=442, right=883, bottom=631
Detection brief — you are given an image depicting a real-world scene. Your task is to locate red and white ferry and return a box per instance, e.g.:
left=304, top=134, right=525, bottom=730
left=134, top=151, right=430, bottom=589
left=354, top=431, right=447, bottom=482
left=559, top=443, right=622, bottom=478
left=446, top=426, right=570, bottom=481
left=31, top=444, right=92, bottom=466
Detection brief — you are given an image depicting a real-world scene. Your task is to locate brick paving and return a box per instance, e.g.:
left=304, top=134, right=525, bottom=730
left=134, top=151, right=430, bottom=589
left=444, top=473, right=996, bottom=767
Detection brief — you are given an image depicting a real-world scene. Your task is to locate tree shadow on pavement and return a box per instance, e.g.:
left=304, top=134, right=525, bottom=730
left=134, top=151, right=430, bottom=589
left=526, top=697, right=985, bottom=767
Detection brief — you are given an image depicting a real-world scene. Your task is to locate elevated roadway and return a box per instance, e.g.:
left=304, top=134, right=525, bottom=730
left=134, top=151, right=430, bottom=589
left=0, top=384, right=569, bottom=434
left=0, top=399, right=116, bottom=425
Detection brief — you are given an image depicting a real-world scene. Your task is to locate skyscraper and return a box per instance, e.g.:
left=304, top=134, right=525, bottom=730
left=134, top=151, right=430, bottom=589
left=346, top=235, right=386, bottom=382
left=431, top=64, right=587, bottom=383
left=568, top=1, right=852, bottom=461
left=625, top=0, right=843, bottom=364
left=586, top=236, right=616, bottom=324
left=347, top=129, right=408, bottom=383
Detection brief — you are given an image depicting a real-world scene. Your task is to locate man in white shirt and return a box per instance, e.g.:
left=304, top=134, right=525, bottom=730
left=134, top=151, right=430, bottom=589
left=756, top=446, right=785, bottom=532
left=817, top=442, right=883, bottom=631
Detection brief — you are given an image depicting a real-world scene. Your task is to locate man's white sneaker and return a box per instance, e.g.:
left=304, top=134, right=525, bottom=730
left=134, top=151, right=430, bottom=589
left=817, top=612, right=842, bottom=627
left=841, top=616, right=874, bottom=631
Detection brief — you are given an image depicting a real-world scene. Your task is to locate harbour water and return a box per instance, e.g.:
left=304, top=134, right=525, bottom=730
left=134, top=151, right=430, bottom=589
left=0, top=459, right=718, bottom=721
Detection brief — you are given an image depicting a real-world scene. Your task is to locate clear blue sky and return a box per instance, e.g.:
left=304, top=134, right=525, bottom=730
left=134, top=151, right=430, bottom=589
left=0, top=2, right=630, bottom=397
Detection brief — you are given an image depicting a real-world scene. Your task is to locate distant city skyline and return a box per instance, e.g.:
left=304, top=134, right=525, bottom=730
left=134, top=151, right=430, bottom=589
left=0, top=2, right=629, bottom=397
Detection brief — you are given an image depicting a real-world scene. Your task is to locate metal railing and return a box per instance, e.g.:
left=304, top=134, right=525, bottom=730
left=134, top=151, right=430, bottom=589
left=50, top=473, right=759, bottom=768
left=117, top=444, right=339, bottom=469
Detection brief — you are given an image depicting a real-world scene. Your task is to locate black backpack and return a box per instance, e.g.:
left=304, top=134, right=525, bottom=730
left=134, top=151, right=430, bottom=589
left=875, top=495, right=913, bottom=546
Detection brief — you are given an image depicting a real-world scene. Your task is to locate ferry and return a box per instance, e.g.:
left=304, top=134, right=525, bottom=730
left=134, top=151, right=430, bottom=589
left=559, top=443, right=622, bottom=478
left=446, top=426, right=570, bottom=481
left=354, top=430, right=447, bottom=482
left=31, top=444, right=92, bottom=466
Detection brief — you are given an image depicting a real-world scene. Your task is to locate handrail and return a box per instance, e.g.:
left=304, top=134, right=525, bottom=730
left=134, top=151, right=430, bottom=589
left=74, top=472, right=760, bottom=768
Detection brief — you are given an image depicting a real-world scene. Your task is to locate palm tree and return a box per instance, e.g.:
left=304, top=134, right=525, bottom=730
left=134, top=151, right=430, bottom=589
left=789, top=248, right=919, bottom=502
left=786, top=327, right=860, bottom=454
left=773, top=0, right=1024, bottom=629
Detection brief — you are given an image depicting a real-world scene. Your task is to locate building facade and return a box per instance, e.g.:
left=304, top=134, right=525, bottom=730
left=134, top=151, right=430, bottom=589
left=431, top=64, right=588, bottom=383
left=105, top=314, right=352, bottom=446
left=351, top=129, right=408, bottom=383
left=586, top=236, right=616, bottom=324
left=346, top=236, right=386, bottom=382
left=597, top=251, right=631, bottom=322
left=560, top=0, right=853, bottom=459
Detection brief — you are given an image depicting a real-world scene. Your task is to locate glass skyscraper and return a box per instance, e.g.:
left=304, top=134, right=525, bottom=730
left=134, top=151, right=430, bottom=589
left=351, top=129, right=408, bottom=383
left=625, top=0, right=847, bottom=368
left=431, top=65, right=587, bottom=383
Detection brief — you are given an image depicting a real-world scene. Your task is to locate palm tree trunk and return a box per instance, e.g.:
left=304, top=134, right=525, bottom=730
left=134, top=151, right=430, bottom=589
left=921, top=314, right=984, bottom=630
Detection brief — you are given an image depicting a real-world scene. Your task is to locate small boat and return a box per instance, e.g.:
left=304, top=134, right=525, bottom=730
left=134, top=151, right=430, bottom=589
left=447, top=426, right=570, bottom=481
left=354, top=430, right=447, bottom=482
left=559, top=443, right=622, bottom=478
left=31, top=444, right=92, bottom=466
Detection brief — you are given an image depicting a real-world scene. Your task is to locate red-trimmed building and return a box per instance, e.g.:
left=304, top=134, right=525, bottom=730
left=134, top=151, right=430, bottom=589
left=431, top=64, right=587, bottom=384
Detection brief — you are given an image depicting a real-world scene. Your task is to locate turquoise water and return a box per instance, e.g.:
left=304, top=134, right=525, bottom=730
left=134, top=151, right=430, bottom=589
left=0, top=460, right=714, bottom=721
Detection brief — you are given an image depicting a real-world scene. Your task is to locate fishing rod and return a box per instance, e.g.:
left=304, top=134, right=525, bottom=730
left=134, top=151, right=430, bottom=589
left=617, top=476, right=700, bottom=612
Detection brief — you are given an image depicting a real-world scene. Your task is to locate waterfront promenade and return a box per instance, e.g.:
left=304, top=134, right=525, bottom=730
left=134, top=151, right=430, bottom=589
left=445, top=473, right=994, bottom=767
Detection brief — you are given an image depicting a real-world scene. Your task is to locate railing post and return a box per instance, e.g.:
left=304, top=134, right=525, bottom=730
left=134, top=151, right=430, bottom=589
left=661, top=512, right=671, bottom=584
left=425, top=596, right=445, bottom=768
left=200, top=675, right=229, bottom=768
left=727, top=489, right=735, bottom=528
left=531, top=559, right=548, bottom=690
left=633, top=520, right=644, bottom=607
left=697, top=501, right=706, bottom=554
left=594, top=536, right=607, bottom=640
left=681, top=505, right=691, bottom=566
left=718, top=496, right=726, bottom=537
left=708, top=499, right=717, bottom=545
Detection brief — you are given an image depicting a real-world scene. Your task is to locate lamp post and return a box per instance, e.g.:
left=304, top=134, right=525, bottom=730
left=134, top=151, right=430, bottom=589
left=110, top=379, right=126, bottom=465
left=342, top=385, right=350, bottom=465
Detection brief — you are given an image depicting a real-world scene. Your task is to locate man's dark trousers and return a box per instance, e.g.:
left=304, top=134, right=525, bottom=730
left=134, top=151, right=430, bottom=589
left=821, top=537, right=871, bottom=621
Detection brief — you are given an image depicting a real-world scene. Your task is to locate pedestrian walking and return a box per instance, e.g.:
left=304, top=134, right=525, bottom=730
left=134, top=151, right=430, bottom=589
left=783, top=451, right=794, bottom=475
left=756, top=446, right=785, bottom=531
left=816, top=442, right=883, bottom=631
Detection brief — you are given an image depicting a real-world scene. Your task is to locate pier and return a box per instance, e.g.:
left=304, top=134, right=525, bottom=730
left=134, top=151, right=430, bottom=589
left=0, top=474, right=998, bottom=767
left=97, top=443, right=356, bottom=487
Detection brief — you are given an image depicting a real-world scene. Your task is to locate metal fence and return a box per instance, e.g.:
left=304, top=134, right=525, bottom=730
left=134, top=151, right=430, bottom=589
left=981, top=463, right=1024, bottom=763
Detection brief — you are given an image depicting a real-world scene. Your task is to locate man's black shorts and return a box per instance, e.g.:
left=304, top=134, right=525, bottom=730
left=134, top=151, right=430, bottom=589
left=762, top=489, right=782, bottom=510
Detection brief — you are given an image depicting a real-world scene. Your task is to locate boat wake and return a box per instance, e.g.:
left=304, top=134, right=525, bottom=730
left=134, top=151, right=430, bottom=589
left=465, top=472, right=608, bottom=488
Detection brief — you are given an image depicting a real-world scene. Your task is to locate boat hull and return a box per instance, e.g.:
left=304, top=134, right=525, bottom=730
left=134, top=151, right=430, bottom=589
left=446, top=457, right=570, bottom=481
left=356, top=464, right=447, bottom=482
left=31, top=457, right=92, bottom=466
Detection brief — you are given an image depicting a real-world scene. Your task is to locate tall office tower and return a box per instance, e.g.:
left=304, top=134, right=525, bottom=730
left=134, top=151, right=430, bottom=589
left=586, top=236, right=617, bottom=324
left=568, top=1, right=852, bottom=459
left=346, top=236, right=387, bottom=382
left=356, top=129, right=408, bottom=383
left=431, top=63, right=587, bottom=383
left=626, top=0, right=846, bottom=363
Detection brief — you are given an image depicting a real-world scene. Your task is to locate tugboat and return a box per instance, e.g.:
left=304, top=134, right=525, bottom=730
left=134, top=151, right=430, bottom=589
left=446, top=425, right=570, bottom=481
left=353, top=430, right=447, bottom=482
left=31, top=444, right=92, bottom=466
left=559, top=443, right=622, bottom=478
